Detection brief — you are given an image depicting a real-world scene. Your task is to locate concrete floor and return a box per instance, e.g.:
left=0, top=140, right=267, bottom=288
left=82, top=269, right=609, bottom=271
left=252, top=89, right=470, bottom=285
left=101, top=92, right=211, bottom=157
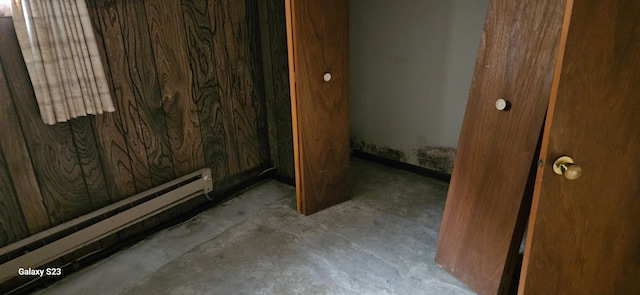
left=34, top=158, right=474, bottom=295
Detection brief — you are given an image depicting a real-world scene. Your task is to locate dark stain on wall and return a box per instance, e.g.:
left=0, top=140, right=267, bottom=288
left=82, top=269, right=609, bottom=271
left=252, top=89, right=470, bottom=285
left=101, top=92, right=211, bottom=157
left=350, top=138, right=408, bottom=162
left=351, top=138, right=456, bottom=175
left=414, top=146, right=456, bottom=174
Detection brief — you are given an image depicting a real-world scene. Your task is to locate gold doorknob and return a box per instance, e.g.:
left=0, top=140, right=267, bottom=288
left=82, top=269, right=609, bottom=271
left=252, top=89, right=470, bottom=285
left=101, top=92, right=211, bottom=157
left=553, top=156, right=582, bottom=180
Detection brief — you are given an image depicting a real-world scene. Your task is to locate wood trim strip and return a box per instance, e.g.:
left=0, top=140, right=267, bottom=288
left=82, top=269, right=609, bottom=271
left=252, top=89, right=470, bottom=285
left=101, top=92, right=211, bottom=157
left=284, top=0, right=303, bottom=213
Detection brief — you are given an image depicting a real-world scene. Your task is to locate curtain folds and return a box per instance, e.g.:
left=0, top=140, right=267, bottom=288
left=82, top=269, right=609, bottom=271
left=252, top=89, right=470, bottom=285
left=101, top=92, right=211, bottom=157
left=11, top=0, right=114, bottom=125
left=0, top=3, right=11, bottom=17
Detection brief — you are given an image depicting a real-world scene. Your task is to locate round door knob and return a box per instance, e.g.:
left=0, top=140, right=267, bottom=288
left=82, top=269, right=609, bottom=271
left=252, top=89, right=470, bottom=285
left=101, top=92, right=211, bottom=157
left=496, top=99, right=507, bottom=110
left=553, top=156, right=582, bottom=180
left=323, top=72, right=332, bottom=82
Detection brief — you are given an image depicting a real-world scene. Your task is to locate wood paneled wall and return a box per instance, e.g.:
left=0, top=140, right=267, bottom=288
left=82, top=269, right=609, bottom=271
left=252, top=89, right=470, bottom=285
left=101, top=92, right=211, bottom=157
left=0, top=0, right=273, bottom=249
left=258, top=0, right=294, bottom=181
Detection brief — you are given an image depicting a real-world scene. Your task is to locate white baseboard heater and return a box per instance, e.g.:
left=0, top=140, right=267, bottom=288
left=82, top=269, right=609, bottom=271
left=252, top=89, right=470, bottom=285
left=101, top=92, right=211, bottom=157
left=0, top=168, right=213, bottom=284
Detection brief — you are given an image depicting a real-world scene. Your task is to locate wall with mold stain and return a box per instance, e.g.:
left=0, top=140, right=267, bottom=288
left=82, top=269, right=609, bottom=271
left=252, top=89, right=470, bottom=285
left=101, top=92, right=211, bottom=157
left=349, top=0, right=489, bottom=174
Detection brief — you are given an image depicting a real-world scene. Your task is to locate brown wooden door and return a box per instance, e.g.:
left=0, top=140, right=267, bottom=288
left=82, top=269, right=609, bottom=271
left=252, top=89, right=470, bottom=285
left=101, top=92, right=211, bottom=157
left=284, top=0, right=350, bottom=215
left=434, top=0, right=569, bottom=293
left=519, top=0, right=640, bottom=293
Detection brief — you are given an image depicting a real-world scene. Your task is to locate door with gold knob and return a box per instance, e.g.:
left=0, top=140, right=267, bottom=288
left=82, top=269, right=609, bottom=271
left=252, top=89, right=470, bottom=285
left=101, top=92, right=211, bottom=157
left=285, top=0, right=350, bottom=214
left=435, top=0, right=570, bottom=293
left=519, top=0, right=640, bottom=293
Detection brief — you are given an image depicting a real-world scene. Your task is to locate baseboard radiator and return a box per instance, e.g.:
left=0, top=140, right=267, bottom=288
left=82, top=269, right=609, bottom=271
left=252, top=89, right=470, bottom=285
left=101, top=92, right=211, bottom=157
left=0, top=168, right=213, bottom=284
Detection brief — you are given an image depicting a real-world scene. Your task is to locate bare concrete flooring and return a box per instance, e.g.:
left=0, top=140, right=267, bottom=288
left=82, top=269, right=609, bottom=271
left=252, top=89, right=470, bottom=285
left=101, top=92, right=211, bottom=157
left=34, top=158, right=474, bottom=295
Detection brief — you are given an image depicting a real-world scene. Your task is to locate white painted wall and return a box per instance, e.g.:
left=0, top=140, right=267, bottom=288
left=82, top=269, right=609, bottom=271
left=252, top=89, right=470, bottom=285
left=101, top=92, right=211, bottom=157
left=350, top=0, right=490, bottom=172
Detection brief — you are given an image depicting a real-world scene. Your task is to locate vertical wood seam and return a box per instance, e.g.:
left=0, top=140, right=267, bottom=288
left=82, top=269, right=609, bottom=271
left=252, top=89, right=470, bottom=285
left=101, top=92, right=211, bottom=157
left=208, top=0, right=241, bottom=177
left=140, top=1, right=176, bottom=182
left=89, top=0, right=138, bottom=200
left=115, top=0, right=175, bottom=188
left=0, top=47, right=52, bottom=231
left=518, top=0, right=575, bottom=293
left=89, top=118, right=115, bottom=203
left=257, top=0, right=280, bottom=170
left=177, top=0, right=208, bottom=173
left=115, top=2, right=154, bottom=192
left=0, top=146, right=30, bottom=246
left=67, top=122, right=94, bottom=211
left=246, top=0, right=271, bottom=166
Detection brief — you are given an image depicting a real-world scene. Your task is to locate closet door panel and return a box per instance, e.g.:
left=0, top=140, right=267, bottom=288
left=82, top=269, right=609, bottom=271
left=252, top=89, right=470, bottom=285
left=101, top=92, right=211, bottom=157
left=285, top=0, right=350, bottom=215
left=435, top=0, right=569, bottom=293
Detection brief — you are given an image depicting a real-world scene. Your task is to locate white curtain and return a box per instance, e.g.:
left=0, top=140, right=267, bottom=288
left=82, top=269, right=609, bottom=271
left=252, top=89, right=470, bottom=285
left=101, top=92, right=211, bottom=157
left=11, top=0, right=114, bottom=125
left=0, top=2, right=11, bottom=17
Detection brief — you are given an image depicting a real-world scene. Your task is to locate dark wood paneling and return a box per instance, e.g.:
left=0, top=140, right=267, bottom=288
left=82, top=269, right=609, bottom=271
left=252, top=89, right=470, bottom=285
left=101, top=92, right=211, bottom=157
left=181, top=0, right=231, bottom=184
left=434, top=0, right=568, bottom=294
left=0, top=20, right=50, bottom=234
left=287, top=0, right=351, bottom=214
left=145, top=0, right=205, bottom=177
left=271, top=0, right=294, bottom=181
left=0, top=19, right=93, bottom=226
left=86, top=0, right=137, bottom=201
left=245, top=0, right=271, bottom=168
left=70, top=118, right=112, bottom=210
left=0, top=83, right=30, bottom=247
left=0, top=0, right=272, bottom=281
left=259, top=0, right=294, bottom=181
left=210, top=0, right=263, bottom=175
left=258, top=0, right=280, bottom=173
left=92, top=0, right=153, bottom=194
left=116, top=0, right=176, bottom=187
left=21, top=125, right=91, bottom=225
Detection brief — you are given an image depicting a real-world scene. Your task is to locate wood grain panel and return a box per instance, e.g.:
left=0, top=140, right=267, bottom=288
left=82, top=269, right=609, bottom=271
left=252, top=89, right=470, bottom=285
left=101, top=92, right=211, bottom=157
left=434, top=0, right=567, bottom=293
left=115, top=0, right=180, bottom=231
left=28, top=123, right=92, bottom=225
left=0, top=91, right=30, bottom=248
left=521, top=0, right=640, bottom=293
left=144, top=0, right=205, bottom=177
left=209, top=0, right=262, bottom=175
left=0, top=1, right=274, bottom=287
left=258, top=0, right=281, bottom=173
left=269, top=0, right=294, bottom=181
left=86, top=0, right=137, bottom=201
left=181, top=0, right=231, bottom=184
left=0, top=20, right=50, bottom=234
left=116, top=0, right=175, bottom=187
left=0, top=18, right=92, bottom=226
left=287, top=0, right=350, bottom=215
left=92, top=0, right=153, bottom=194
left=245, top=0, right=270, bottom=167
left=69, top=118, right=112, bottom=209
left=259, top=0, right=294, bottom=180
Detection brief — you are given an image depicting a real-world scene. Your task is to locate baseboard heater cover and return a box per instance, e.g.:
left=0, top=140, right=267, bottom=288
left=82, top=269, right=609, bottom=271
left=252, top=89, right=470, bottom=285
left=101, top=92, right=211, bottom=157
left=0, top=168, right=213, bottom=284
